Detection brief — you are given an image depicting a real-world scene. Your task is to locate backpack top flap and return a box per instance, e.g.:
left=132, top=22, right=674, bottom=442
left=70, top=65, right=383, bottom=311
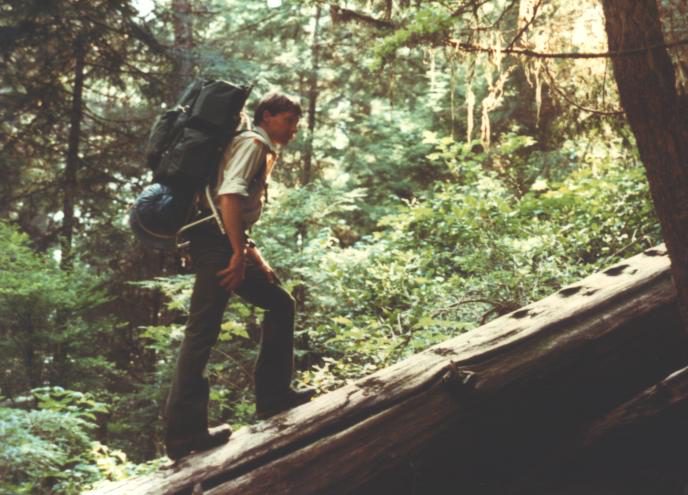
left=189, top=80, right=252, bottom=130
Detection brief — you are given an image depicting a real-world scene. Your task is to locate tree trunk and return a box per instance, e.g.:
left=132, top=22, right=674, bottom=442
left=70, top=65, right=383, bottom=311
left=23, top=315, right=39, bottom=389
left=601, top=0, right=688, bottom=328
left=87, top=246, right=688, bottom=495
left=384, top=0, right=393, bottom=20
left=55, top=36, right=86, bottom=387
left=301, top=5, right=322, bottom=187
left=172, top=0, right=194, bottom=95
left=293, top=6, right=323, bottom=318
left=61, top=36, right=85, bottom=271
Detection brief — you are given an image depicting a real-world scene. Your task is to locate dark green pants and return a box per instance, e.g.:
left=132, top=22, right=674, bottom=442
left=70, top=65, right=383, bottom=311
left=165, top=223, right=295, bottom=437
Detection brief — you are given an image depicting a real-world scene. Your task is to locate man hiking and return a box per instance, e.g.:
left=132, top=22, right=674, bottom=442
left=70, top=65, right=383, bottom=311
left=164, top=91, right=314, bottom=461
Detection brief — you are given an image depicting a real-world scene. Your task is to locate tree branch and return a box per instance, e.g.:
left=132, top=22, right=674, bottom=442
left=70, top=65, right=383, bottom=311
left=327, top=3, right=688, bottom=60
left=450, top=38, right=688, bottom=59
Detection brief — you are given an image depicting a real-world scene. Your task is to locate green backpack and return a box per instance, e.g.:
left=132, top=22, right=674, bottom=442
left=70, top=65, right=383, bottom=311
left=145, top=78, right=252, bottom=191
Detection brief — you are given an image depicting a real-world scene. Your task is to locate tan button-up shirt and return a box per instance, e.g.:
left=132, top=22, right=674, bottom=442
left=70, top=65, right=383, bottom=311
left=214, top=126, right=277, bottom=230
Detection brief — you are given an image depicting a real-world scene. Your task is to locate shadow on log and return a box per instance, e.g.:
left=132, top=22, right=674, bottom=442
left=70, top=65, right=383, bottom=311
left=88, top=245, right=688, bottom=495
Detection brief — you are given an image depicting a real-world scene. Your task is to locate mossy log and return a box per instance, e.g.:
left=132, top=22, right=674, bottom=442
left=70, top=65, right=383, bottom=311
left=88, top=245, right=688, bottom=495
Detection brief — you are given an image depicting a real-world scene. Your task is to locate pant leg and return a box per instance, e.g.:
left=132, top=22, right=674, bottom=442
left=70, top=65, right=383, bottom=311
left=165, top=225, right=232, bottom=436
left=233, top=264, right=296, bottom=405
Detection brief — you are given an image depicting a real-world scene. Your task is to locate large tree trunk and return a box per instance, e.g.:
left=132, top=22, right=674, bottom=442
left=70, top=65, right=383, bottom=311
left=88, top=246, right=688, bottom=495
left=601, top=0, right=688, bottom=327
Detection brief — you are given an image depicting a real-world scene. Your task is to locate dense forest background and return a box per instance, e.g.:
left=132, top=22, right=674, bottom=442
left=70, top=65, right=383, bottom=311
left=1, top=0, right=685, bottom=492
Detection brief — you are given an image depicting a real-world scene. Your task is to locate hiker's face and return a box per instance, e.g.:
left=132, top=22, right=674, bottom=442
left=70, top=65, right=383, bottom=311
left=262, top=110, right=300, bottom=145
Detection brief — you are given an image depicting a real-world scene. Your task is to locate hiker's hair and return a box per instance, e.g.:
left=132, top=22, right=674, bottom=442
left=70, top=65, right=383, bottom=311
left=253, top=92, right=302, bottom=125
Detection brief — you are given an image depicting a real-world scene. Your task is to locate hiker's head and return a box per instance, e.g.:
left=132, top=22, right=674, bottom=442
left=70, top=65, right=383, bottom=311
left=253, top=92, right=302, bottom=145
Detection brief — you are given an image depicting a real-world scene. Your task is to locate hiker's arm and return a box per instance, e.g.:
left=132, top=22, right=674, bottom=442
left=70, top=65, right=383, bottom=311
left=216, top=193, right=247, bottom=291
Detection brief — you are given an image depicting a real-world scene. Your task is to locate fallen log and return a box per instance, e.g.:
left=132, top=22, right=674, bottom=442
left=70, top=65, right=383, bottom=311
left=88, top=245, right=688, bottom=495
left=583, top=364, right=688, bottom=447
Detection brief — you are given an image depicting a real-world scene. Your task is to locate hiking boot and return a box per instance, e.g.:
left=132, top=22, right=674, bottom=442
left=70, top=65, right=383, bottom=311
left=256, top=387, right=316, bottom=420
left=165, top=424, right=232, bottom=461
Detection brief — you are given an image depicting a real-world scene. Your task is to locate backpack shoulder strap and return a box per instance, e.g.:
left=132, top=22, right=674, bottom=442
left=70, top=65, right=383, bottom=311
left=234, top=129, right=271, bottom=149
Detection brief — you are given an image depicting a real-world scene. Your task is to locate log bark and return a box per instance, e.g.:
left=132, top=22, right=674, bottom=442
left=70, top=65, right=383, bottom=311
left=88, top=245, right=688, bottom=495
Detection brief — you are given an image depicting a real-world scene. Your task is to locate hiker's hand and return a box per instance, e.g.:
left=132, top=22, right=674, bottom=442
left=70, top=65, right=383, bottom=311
left=217, top=253, right=246, bottom=291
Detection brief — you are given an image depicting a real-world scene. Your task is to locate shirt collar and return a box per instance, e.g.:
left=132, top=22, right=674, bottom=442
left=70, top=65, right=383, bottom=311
left=253, top=126, right=278, bottom=154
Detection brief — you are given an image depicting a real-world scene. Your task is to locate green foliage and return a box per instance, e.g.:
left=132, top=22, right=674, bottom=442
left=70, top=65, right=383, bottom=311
left=337, top=104, right=442, bottom=223
left=374, top=7, right=453, bottom=69
left=0, top=222, right=115, bottom=394
left=291, top=130, right=660, bottom=390
left=0, top=407, right=94, bottom=495
left=0, top=387, right=151, bottom=495
left=31, top=387, right=108, bottom=423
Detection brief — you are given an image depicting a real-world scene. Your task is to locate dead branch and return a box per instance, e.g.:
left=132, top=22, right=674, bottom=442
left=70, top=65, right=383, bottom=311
left=329, top=5, right=397, bottom=29
left=505, top=0, right=545, bottom=52
left=541, top=60, right=624, bottom=116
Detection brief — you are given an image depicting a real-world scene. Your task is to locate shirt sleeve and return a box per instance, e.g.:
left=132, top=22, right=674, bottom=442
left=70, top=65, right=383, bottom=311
left=216, top=136, right=266, bottom=197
